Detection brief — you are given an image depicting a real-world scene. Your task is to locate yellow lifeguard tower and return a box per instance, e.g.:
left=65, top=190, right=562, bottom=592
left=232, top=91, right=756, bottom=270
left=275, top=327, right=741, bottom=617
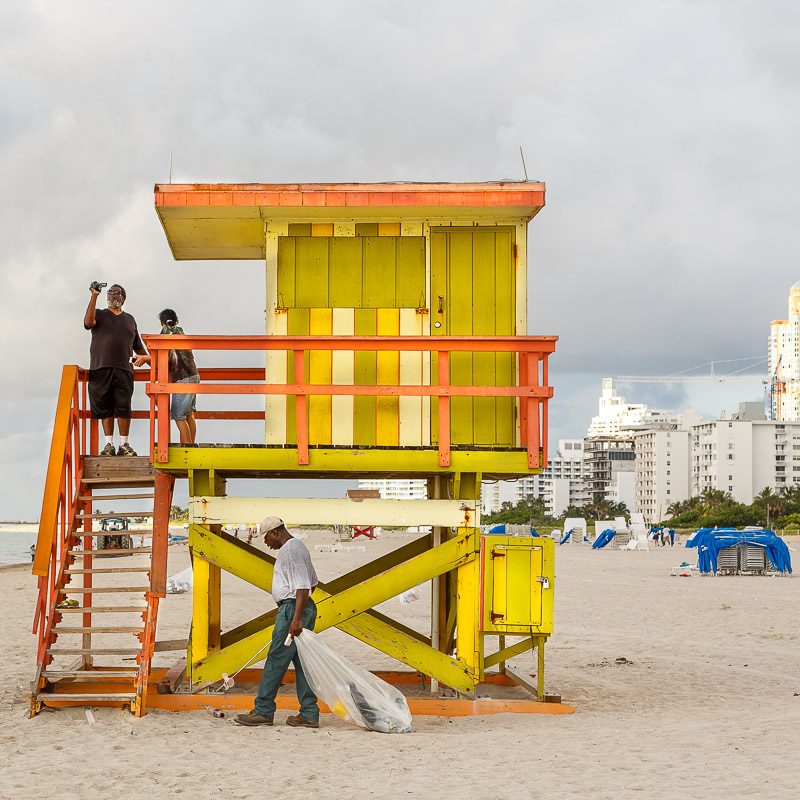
left=30, top=182, right=565, bottom=717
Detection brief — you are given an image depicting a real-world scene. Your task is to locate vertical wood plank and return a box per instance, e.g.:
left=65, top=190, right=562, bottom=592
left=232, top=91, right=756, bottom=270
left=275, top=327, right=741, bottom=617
left=472, top=230, right=497, bottom=445
left=331, top=308, right=355, bottom=446
left=376, top=308, right=400, bottom=446
left=495, top=229, right=515, bottom=446
left=364, top=237, right=397, bottom=308
left=329, top=238, right=363, bottom=308
left=353, top=309, right=377, bottom=445
left=396, top=237, right=426, bottom=308
left=448, top=230, right=474, bottom=446
left=399, top=309, right=423, bottom=446
left=285, top=309, right=309, bottom=445
left=295, top=238, right=329, bottom=307
left=309, top=308, right=333, bottom=445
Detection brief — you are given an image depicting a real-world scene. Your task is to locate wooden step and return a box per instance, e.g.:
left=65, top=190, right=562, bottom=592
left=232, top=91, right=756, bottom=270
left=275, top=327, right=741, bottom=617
left=68, top=548, right=152, bottom=556
left=57, top=606, right=146, bottom=614
left=47, top=647, right=140, bottom=655
left=64, top=567, right=150, bottom=575
left=53, top=626, right=143, bottom=634
left=82, top=455, right=155, bottom=479
left=38, top=692, right=135, bottom=703
left=81, top=477, right=155, bottom=488
left=43, top=670, right=138, bottom=679
left=75, top=511, right=154, bottom=520
left=78, top=493, right=154, bottom=501
left=61, top=587, right=149, bottom=594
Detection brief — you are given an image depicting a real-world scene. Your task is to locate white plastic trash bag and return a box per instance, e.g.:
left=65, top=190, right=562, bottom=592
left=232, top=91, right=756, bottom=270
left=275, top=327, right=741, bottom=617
left=166, top=566, right=193, bottom=594
left=293, top=630, right=413, bottom=733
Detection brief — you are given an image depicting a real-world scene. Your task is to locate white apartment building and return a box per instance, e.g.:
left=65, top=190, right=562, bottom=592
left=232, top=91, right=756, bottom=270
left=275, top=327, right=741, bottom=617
left=588, top=378, right=681, bottom=437
left=515, top=439, right=585, bottom=517
left=635, top=428, right=691, bottom=524
left=356, top=478, right=427, bottom=501
left=480, top=480, right=518, bottom=516
left=691, top=404, right=800, bottom=503
left=769, top=282, right=800, bottom=422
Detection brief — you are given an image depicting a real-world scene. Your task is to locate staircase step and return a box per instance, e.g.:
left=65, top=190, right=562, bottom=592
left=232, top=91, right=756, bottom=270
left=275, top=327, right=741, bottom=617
left=38, top=692, right=135, bottom=703
left=43, top=670, right=138, bottom=679
left=81, top=478, right=155, bottom=489
left=57, top=606, right=147, bottom=613
left=65, top=567, right=150, bottom=575
left=47, top=647, right=140, bottom=655
left=78, top=493, right=155, bottom=501
left=69, top=548, right=152, bottom=556
left=53, top=626, right=143, bottom=634
left=75, top=511, right=154, bottom=520
left=61, top=587, right=149, bottom=594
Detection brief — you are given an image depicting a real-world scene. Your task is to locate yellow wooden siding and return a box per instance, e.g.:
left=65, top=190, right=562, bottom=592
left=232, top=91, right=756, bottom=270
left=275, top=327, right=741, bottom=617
left=278, top=236, right=424, bottom=310
left=353, top=309, right=377, bottom=446
left=430, top=228, right=515, bottom=446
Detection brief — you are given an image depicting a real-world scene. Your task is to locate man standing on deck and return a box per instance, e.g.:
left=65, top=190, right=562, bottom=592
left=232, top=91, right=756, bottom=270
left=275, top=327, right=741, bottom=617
left=84, top=283, right=148, bottom=456
left=235, top=517, right=320, bottom=728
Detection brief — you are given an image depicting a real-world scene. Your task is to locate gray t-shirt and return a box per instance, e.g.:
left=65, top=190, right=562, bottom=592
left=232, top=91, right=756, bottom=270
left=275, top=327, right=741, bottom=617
left=272, top=538, right=318, bottom=603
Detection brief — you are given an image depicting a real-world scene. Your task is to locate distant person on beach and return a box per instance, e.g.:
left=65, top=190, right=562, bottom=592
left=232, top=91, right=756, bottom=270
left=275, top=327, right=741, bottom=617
left=235, top=517, right=320, bottom=729
left=84, top=283, right=148, bottom=456
left=136, top=309, right=199, bottom=444
left=30, top=545, right=35, bottom=563
left=668, top=528, right=675, bottom=547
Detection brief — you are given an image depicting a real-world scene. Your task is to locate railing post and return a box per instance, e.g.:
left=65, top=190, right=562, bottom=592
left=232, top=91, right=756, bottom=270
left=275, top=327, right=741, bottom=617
left=526, top=351, right=540, bottom=469
left=294, top=350, right=309, bottom=465
left=541, top=353, right=549, bottom=469
left=437, top=351, right=450, bottom=467
left=157, top=349, right=170, bottom=463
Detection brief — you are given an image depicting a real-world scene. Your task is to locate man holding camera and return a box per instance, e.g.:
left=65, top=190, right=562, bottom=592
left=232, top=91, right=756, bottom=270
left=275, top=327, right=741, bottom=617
left=84, top=282, right=148, bottom=456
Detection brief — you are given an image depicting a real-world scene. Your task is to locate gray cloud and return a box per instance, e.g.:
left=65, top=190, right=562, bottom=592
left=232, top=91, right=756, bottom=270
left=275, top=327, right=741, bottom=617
left=1, top=0, right=796, bottom=517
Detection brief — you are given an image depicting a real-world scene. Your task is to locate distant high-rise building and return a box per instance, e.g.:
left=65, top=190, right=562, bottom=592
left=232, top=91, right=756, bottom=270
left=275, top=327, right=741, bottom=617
left=588, top=379, right=681, bottom=437
left=769, top=283, right=800, bottom=421
left=516, top=439, right=585, bottom=517
left=357, top=478, right=427, bottom=501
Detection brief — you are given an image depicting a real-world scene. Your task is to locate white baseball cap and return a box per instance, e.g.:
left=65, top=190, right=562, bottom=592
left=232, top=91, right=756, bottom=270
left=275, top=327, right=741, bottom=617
left=259, top=516, right=285, bottom=535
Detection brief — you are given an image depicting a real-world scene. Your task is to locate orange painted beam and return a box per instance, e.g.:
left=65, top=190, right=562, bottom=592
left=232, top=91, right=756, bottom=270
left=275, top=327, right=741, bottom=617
left=154, top=182, right=546, bottom=215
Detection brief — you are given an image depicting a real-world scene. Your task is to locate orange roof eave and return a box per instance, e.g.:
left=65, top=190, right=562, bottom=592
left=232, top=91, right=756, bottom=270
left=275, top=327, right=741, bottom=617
left=154, top=181, right=545, bottom=260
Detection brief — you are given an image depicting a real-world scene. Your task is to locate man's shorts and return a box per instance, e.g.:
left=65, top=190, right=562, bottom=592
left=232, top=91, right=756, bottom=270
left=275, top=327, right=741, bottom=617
left=88, top=367, right=134, bottom=419
left=171, top=375, right=199, bottom=421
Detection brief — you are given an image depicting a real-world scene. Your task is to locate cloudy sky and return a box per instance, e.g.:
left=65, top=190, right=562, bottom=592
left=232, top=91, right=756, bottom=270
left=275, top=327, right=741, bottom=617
left=1, top=1, right=795, bottom=519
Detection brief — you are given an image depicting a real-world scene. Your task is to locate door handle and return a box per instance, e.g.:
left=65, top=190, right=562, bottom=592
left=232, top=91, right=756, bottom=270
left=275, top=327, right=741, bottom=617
left=437, top=295, right=444, bottom=313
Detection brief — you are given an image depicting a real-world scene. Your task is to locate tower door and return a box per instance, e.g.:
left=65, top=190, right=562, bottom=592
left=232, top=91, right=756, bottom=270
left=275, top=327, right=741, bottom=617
left=430, top=228, right=516, bottom=446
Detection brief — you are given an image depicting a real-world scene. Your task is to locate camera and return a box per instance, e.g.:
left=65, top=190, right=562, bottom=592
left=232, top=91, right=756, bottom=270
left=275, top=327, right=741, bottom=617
left=90, top=281, right=107, bottom=292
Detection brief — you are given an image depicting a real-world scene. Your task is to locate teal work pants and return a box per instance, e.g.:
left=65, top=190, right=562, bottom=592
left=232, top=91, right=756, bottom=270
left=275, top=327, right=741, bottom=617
left=254, top=598, right=318, bottom=721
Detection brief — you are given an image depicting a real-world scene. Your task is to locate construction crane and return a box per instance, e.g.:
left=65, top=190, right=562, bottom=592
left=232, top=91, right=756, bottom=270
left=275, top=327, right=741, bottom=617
left=616, top=357, right=768, bottom=385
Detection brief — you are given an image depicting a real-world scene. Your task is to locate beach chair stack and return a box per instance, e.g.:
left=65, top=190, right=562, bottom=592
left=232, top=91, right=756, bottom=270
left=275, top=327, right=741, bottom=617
left=739, top=544, right=767, bottom=575
left=716, top=546, right=739, bottom=575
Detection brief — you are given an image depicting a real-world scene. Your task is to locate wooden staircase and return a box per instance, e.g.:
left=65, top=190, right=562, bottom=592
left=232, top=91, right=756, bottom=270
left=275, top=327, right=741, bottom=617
left=32, top=451, right=172, bottom=716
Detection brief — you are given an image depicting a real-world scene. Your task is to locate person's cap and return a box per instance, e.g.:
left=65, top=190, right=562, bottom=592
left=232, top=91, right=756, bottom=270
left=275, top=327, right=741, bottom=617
left=258, top=516, right=284, bottom=535
left=108, top=284, right=126, bottom=299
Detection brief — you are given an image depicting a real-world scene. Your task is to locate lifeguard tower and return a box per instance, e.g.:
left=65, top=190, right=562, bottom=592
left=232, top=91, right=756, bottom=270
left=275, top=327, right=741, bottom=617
left=30, top=182, right=565, bottom=717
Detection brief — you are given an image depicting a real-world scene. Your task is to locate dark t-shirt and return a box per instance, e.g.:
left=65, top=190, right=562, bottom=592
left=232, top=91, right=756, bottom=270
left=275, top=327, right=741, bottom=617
left=86, top=309, right=146, bottom=371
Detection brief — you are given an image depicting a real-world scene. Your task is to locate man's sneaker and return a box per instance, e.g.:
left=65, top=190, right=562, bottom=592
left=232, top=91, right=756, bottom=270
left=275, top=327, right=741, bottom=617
left=100, top=443, right=117, bottom=456
left=234, top=711, right=274, bottom=727
left=285, top=714, right=319, bottom=728
left=117, top=443, right=137, bottom=457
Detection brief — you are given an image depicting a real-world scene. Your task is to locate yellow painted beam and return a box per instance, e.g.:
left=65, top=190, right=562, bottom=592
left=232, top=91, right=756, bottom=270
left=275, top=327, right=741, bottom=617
left=376, top=308, right=400, bottom=446
left=482, top=636, right=535, bottom=670
left=160, top=445, right=541, bottom=477
left=190, top=496, right=478, bottom=528
left=309, top=308, right=332, bottom=444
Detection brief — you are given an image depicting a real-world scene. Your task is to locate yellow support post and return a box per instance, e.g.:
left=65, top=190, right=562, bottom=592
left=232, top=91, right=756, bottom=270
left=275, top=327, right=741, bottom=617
left=188, top=470, right=225, bottom=679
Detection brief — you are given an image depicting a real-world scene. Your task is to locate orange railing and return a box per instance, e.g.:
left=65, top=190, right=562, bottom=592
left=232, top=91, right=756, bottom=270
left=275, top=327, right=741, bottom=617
left=142, top=335, right=556, bottom=469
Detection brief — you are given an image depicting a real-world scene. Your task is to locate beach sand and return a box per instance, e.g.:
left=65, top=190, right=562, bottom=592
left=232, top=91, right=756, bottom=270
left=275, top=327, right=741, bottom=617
left=1, top=532, right=798, bottom=799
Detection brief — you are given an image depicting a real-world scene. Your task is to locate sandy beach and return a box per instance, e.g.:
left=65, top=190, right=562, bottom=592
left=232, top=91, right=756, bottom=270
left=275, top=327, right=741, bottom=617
left=2, top=532, right=798, bottom=799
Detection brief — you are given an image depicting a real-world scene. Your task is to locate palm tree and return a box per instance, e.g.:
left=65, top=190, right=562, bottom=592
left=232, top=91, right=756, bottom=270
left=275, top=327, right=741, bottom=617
left=754, top=487, right=786, bottom=528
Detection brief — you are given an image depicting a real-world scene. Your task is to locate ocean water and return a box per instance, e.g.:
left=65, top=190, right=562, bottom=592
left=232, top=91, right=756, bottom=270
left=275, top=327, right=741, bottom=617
left=0, top=531, right=37, bottom=566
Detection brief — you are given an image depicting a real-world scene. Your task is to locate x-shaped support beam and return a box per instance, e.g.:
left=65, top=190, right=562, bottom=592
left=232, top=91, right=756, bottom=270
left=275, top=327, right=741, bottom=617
left=188, top=526, right=477, bottom=692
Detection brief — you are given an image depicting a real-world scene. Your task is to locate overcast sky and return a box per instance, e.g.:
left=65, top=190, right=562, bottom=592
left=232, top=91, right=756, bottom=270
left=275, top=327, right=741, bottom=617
left=1, top=1, right=795, bottom=519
